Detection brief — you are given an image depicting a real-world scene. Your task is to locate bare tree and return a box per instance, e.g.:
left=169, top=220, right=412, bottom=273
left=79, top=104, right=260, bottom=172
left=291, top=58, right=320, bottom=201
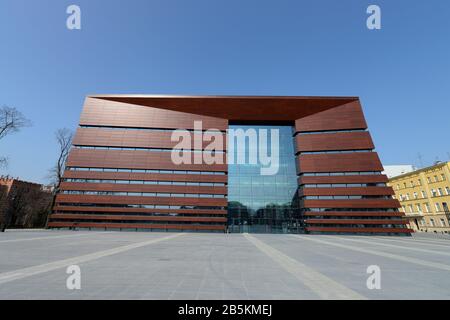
left=45, top=128, right=74, bottom=228
left=0, top=106, right=31, bottom=167
left=49, top=128, right=74, bottom=190
left=0, top=157, right=7, bottom=169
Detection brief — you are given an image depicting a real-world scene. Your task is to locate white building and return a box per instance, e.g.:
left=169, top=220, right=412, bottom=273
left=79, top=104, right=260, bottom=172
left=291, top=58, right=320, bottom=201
left=383, top=165, right=415, bottom=179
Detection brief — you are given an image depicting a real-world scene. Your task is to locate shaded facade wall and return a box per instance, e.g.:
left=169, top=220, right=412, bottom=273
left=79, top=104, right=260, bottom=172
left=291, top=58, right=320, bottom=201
left=0, top=178, right=52, bottom=229
left=0, top=181, right=13, bottom=228
left=49, top=96, right=412, bottom=235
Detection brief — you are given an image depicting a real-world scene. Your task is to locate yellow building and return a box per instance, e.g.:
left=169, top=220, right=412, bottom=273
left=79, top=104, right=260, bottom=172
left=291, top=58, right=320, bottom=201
left=388, top=161, right=450, bottom=234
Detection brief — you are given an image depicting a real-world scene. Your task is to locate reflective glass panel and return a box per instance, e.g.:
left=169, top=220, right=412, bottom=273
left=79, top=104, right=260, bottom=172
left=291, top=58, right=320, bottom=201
left=227, top=125, right=300, bottom=233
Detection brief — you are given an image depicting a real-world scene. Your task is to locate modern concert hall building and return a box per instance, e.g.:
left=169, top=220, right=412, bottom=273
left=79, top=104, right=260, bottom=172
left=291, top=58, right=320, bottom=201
left=48, top=95, right=412, bottom=235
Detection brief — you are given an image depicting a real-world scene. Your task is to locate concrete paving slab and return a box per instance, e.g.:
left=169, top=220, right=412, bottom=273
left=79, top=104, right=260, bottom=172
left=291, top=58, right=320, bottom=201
left=0, top=230, right=449, bottom=300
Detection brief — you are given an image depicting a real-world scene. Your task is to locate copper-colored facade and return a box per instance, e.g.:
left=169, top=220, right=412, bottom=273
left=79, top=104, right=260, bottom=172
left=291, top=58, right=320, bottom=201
left=48, top=95, right=412, bottom=235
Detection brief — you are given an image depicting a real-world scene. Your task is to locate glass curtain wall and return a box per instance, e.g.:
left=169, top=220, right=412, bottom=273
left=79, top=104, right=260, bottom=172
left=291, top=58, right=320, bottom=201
left=227, top=125, right=301, bottom=233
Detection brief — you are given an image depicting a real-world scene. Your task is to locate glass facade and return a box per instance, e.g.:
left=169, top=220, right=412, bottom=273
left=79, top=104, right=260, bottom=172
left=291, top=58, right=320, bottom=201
left=227, top=125, right=301, bottom=233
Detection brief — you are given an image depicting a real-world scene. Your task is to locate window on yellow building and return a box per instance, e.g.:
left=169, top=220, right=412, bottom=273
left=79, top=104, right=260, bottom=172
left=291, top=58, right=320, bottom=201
left=440, top=219, right=446, bottom=227
left=435, top=203, right=441, bottom=212
left=414, top=192, right=418, bottom=199
left=421, top=190, right=427, bottom=198
left=441, top=174, right=446, bottom=181
left=416, top=204, right=422, bottom=213
left=425, top=203, right=431, bottom=213
left=438, top=188, right=443, bottom=196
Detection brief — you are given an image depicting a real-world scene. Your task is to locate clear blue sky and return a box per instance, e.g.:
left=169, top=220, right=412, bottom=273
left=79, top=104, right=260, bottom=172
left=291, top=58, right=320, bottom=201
left=0, top=0, right=449, bottom=184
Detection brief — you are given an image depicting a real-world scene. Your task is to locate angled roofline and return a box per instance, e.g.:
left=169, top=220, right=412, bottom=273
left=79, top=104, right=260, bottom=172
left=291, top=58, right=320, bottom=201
left=87, top=94, right=360, bottom=101
left=83, top=94, right=362, bottom=122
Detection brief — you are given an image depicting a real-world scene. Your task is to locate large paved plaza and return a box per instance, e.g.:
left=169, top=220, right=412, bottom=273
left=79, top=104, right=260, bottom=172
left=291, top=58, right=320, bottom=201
left=0, top=230, right=449, bottom=300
